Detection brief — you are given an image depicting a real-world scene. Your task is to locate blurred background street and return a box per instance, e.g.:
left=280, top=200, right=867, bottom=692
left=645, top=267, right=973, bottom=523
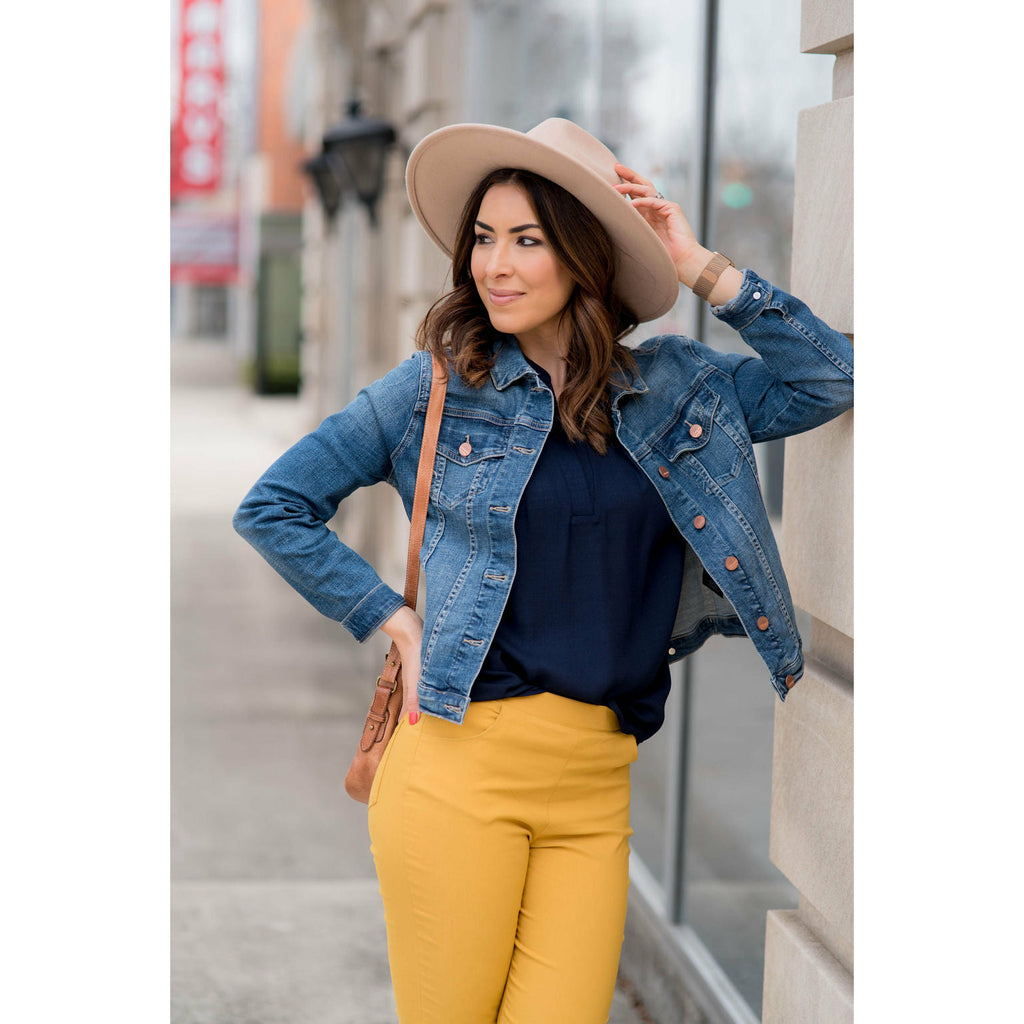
left=169, top=336, right=649, bottom=1022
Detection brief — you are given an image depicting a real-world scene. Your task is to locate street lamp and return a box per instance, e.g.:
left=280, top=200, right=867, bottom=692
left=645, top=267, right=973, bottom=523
left=321, top=99, right=397, bottom=228
left=300, top=152, right=342, bottom=221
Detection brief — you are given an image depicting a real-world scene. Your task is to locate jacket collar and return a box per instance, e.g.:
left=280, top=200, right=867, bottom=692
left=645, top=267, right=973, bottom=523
left=487, top=334, right=649, bottom=399
left=488, top=335, right=535, bottom=391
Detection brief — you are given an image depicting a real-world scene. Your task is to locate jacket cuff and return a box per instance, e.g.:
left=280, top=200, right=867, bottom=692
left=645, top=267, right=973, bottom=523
left=341, top=583, right=407, bottom=643
left=710, top=268, right=772, bottom=331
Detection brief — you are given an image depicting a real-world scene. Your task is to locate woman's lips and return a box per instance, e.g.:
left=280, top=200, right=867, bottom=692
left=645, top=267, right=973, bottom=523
left=488, top=290, right=524, bottom=306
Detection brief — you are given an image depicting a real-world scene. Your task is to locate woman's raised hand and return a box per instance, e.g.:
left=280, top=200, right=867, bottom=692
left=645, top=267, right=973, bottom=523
left=614, top=163, right=703, bottom=284
left=381, top=604, right=425, bottom=725
left=615, top=163, right=744, bottom=305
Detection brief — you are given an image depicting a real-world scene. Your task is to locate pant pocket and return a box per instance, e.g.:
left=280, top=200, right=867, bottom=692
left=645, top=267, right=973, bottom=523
left=420, top=699, right=504, bottom=741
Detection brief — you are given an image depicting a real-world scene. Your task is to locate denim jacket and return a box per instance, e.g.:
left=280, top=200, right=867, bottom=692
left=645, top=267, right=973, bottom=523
left=234, top=269, right=853, bottom=724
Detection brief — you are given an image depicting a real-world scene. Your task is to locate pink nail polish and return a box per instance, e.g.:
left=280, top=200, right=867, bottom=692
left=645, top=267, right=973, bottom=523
left=409, top=712, right=420, bottom=725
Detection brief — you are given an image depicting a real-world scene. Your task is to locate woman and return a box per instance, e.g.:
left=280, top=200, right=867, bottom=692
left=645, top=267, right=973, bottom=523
left=234, top=118, right=853, bottom=1023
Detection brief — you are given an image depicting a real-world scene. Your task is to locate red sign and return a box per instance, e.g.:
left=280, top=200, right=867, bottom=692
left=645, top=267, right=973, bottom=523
left=170, top=211, right=239, bottom=284
left=171, top=0, right=225, bottom=197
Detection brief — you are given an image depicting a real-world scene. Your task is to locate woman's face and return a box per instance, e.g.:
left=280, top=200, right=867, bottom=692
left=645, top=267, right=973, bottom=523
left=470, top=183, right=575, bottom=349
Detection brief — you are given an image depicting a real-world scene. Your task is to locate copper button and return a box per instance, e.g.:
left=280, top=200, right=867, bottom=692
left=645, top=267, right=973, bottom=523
left=689, top=423, right=703, bottom=439
left=756, top=616, right=769, bottom=631
left=459, top=440, right=473, bottom=457
left=725, top=556, right=739, bottom=571
left=658, top=465, right=670, bottom=479
left=693, top=514, right=706, bottom=530
left=785, top=675, right=796, bottom=690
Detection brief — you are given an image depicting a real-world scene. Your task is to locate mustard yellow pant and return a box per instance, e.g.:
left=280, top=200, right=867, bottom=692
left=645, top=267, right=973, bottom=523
left=367, top=692, right=638, bottom=1024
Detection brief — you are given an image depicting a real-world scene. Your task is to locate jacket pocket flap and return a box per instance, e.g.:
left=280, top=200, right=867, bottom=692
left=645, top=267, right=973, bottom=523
left=659, top=385, right=719, bottom=460
left=436, top=416, right=510, bottom=465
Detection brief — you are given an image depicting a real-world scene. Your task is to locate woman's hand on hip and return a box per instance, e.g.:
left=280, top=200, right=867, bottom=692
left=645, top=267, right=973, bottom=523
left=381, top=604, right=424, bottom=724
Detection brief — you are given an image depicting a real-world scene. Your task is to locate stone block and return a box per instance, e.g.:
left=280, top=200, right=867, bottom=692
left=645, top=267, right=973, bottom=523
left=791, top=96, right=853, bottom=331
left=800, top=0, right=853, bottom=54
left=780, top=407, right=853, bottom=638
left=396, top=295, right=422, bottom=356
left=810, top=616, right=853, bottom=682
left=403, top=107, right=450, bottom=150
left=833, top=48, right=853, bottom=100
left=402, top=16, right=429, bottom=116
left=769, top=659, right=853, bottom=958
left=366, top=1, right=399, bottom=50
left=762, top=910, right=852, bottom=1024
left=402, top=7, right=454, bottom=120
left=398, top=212, right=425, bottom=299
left=438, top=13, right=465, bottom=119
left=407, top=0, right=454, bottom=26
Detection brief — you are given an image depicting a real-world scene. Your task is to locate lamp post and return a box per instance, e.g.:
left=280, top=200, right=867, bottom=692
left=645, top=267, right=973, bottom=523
left=299, top=100, right=398, bottom=411
left=300, top=100, right=397, bottom=228
left=321, top=99, right=397, bottom=228
left=300, top=152, right=342, bottom=221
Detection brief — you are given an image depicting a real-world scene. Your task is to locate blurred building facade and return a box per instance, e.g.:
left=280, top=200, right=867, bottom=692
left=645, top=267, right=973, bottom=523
left=288, top=0, right=853, bottom=1020
left=171, top=0, right=313, bottom=400
left=171, top=0, right=242, bottom=339
left=234, top=0, right=311, bottom=393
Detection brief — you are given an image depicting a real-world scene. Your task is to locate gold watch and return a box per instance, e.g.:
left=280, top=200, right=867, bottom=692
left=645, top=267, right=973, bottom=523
left=692, top=252, right=735, bottom=302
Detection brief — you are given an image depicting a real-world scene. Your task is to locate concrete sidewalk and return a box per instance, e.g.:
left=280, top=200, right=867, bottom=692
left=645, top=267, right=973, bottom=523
left=170, top=338, right=652, bottom=1023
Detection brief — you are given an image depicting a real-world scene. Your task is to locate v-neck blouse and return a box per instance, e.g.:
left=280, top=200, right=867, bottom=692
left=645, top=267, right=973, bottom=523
left=469, top=360, right=686, bottom=743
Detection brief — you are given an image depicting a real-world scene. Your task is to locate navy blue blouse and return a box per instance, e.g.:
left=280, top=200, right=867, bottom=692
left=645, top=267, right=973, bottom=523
left=470, top=361, right=686, bottom=742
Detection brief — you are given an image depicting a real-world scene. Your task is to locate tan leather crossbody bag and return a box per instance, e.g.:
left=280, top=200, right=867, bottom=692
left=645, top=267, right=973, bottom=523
left=344, top=353, right=447, bottom=803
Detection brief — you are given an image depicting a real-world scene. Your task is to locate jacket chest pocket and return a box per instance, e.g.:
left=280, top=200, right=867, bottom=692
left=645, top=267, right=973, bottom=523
left=432, top=415, right=511, bottom=510
left=658, top=385, right=748, bottom=490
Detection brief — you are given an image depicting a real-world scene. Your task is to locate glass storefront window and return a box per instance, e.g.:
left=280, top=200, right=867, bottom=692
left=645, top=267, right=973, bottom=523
left=703, top=0, right=833, bottom=356
left=628, top=664, right=682, bottom=885
left=465, top=0, right=601, bottom=131
left=687, top=5, right=832, bottom=1013
left=682, top=634, right=800, bottom=1015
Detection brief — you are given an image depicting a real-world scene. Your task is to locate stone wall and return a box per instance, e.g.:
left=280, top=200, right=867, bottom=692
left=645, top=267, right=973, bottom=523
left=764, top=0, right=854, bottom=1019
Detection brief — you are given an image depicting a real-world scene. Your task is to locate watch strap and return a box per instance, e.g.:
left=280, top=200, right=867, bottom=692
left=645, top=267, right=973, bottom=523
left=693, top=251, right=735, bottom=302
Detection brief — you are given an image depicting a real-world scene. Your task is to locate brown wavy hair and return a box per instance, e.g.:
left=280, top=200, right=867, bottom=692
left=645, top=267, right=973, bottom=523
left=415, top=168, right=640, bottom=454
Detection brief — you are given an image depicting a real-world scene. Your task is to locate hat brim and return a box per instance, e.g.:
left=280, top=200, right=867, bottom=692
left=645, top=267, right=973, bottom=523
left=405, top=124, right=680, bottom=323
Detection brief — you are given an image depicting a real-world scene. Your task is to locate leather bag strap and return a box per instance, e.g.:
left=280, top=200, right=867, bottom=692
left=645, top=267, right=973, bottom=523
left=378, top=352, right=447, bottom=689
left=403, top=352, right=447, bottom=608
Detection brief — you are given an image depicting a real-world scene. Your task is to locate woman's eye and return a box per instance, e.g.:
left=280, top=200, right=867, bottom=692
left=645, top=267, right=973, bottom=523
left=473, top=233, right=541, bottom=246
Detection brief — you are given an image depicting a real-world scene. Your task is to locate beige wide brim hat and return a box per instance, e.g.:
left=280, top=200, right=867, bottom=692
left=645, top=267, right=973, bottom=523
left=405, top=118, right=679, bottom=323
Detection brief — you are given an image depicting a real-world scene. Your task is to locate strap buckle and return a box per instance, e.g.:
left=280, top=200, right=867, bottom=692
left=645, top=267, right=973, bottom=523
left=375, top=674, right=400, bottom=695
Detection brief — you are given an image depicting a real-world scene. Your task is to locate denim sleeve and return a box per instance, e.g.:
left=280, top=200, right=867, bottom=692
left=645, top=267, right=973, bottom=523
left=232, top=352, right=426, bottom=642
left=698, top=268, right=854, bottom=443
